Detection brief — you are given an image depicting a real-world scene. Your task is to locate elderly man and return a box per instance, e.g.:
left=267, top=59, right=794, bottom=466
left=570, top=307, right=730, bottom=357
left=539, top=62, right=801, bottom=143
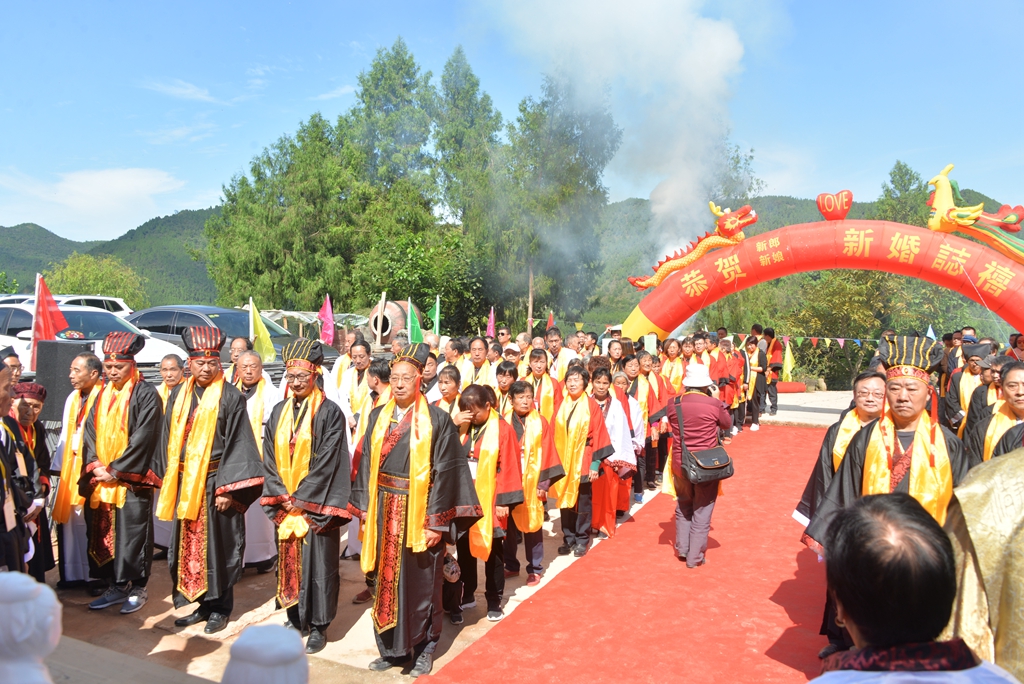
left=546, top=327, right=578, bottom=383
left=262, top=340, right=350, bottom=654
left=803, top=337, right=969, bottom=556
left=351, top=344, right=481, bottom=677
left=81, top=333, right=163, bottom=615
left=51, top=352, right=103, bottom=588
left=815, top=494, right=1016, bottom=682
left=945, top=343, right=992, bottom=437
left=961, top=355, right=1010, bottom=442
left=463, top=336, right=494, bottom=389
left=968, top=360, right=1024, bottom=464
left=794, top=370, right=887, bottom=658
left=159, top=327, right=264, bottom=634
left=390, top=332, right=409, bottom=357
left=157, top=354, right=185, bottom=408
left=6, top=382, right=54, bottom=582
left=335, top=340, right=372, bottom=432
left=235, top=349, right=280, bottom=574
left=226, top=337, right=253, bottom=384
left=495, top=326, right=513, bottom=352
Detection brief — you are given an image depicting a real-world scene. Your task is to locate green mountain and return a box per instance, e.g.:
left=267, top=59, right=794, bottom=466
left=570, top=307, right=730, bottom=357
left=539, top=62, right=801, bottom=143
left=88, top=208, right=218, bottom=305
left=0, top=223, right=102, bottom=290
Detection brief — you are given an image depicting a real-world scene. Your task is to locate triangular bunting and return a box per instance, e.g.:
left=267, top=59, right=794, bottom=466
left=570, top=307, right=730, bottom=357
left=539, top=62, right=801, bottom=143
left=783, top=335, right=790, bottom=344
left=824, top=338, right=832, bottom=347
left=854, top=339, right=862, bottom=347
left=795, top=337, right=805, bottom=346
left=811, top=337, right=819, bottom=347
left=837, top=338, right=845, bottom=348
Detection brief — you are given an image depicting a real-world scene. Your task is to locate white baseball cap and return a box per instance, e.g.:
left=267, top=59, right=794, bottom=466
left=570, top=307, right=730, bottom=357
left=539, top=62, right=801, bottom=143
left=683, top=364, right=715, bottom=388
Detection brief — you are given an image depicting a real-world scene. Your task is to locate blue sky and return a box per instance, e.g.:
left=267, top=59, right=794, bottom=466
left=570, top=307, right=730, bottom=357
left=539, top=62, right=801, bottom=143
left=1, top=0, right=1021, bottom=242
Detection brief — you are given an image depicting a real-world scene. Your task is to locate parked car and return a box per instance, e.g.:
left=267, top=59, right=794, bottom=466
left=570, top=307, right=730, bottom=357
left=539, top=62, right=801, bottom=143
left=0, top=303, right=186, bottom=375
left=127, top=305, right=338, bottom=362
left=15, top=295, right=133, bottom=318
left=0, top=294, right=32, bottom=305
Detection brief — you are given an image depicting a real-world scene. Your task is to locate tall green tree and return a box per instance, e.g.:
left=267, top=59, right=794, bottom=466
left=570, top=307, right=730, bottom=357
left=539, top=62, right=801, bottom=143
left=0, top=271, right=17, bottom=294
left=43, top=253, right=150, bottom=309
left=873, top=160, right=930, bottom=227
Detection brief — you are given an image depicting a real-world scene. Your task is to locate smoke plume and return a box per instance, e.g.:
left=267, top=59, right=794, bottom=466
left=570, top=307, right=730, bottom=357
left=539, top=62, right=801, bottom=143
left=489, top=0, right=746, bottom=245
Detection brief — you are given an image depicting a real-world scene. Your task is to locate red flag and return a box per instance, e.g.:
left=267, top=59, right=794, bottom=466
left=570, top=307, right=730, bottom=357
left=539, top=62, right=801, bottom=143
left=32, top=274, right=68, bottom=372
left=318, top=294, right=334, bottom=346
left=546, top=311, right=554, bottom=330
left=810, top=337, right=819, bottom=348
left=486, top=307, right=495, bottom=337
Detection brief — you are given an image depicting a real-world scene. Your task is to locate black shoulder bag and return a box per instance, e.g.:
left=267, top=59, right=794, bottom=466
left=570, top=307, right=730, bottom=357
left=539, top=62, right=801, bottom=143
left=673, top=396, right=734, bottom=484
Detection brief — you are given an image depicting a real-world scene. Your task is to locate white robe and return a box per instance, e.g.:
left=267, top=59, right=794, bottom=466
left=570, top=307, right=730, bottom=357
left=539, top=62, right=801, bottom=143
left=601, top=394, right=637, bottom=467
left=51, top=391, right=96, bottom=582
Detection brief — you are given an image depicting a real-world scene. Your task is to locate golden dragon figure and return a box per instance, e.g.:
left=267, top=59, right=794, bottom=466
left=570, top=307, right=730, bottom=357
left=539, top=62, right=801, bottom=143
left=927, top=164, right=1024, bottom=262
left=629, top=201, right=758, bottom=290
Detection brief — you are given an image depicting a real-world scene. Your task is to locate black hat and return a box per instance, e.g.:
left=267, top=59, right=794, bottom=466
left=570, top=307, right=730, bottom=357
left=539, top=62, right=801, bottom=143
left=0, top=346, right=18, bottom=361
left=962, top=343, right=990, bottom=362
left=977, top=354, right=998, bottom=370
left=882, top=336, right=944, bottom=382
left=282, top=339, right=324, bottom=371
left=182, top=326, right=226, bottom=358
left=392, top=343, right=430, bottom=371
left=102, top=331, right=145, bottom=360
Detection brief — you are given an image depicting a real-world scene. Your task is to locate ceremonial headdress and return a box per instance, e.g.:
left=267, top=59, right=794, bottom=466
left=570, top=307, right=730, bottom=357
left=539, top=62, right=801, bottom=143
left=392, top=343, right=430, bottom=371
left=282, top=339, right=323, bottom=373
left=881, top=336, right=943, bottom=384
left=102, top=331, right=145, bottom=361
left=182, top=326, right=226, bottom=359
left=13, top=382, right=46, bottom=402
left=961, top=343, right=990, bottom=362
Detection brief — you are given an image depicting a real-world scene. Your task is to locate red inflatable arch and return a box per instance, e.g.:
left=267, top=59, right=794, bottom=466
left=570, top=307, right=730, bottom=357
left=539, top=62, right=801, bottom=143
left=622, top=220, right=1024, bottom=339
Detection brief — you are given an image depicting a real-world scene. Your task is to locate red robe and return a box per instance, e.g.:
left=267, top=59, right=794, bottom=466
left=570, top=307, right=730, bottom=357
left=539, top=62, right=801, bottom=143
left=765, top=339, right=783, bottom=383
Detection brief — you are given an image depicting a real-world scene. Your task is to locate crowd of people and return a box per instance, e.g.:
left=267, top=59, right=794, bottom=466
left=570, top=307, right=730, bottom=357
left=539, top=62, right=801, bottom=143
left=0, top=319, right=1019, bottom=681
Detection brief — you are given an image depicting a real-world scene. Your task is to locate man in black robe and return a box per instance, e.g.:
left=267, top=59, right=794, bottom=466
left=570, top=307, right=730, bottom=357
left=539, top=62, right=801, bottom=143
left=970, top=360, right=1024, bottom=464
left=961, top=355, right=1009, bottom=447
left=944, top=343, right=990, bottom=436
left=158, top=326, right=264, bottom=635
left=0, top=349, right=30, bottom=573
left=793, top=370, right=885, bottom=659
left=5, top=382, right=55, bottom=583
left=80, top=332, right=163, bottom=614
left=803, top=337, right=969, bottom=556
left=262, top=340, right=350, bottom=654
left=350, top=343, right=481, bottom=678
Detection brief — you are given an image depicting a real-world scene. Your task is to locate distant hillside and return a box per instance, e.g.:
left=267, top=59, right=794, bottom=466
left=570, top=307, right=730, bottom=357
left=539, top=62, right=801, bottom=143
left=0, top=223, right=102, bottom=289
left=89, top=208, right=219, bottom=305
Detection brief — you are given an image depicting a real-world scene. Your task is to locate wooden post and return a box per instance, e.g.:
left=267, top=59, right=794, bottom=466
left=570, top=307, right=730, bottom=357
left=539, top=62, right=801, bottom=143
left=527, top=264, right=534, bottom=333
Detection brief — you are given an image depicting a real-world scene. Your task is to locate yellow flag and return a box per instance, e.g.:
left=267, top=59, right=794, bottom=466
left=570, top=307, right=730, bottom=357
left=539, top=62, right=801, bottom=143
left=249, top=297, right=277, bottom=363
left=782, top=341, right=795, bottom=382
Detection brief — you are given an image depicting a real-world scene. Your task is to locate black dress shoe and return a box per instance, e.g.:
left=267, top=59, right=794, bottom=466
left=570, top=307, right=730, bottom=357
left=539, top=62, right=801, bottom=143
left=204, top=612, right=229, bottom=634
left=556, top=544, right=572, bottom=556
left=255, top=557, right=277, bottom=574
left=573, top=544, right=588, bottom=557
left=305, top=627, right=327, bottom=654
left=174, top=609, right=209, bottom=627
left=368, top=656, right=409, bottom=672
left=409, top=652, right=433, bottom=678
left=283, top=619, right=309, bottom=637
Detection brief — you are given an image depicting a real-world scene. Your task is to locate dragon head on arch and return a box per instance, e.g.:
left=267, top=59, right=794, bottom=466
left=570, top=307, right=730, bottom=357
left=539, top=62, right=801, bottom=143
left=627, top=201, right=759, bottom=291
left=711, top=202, right=758, bottom=237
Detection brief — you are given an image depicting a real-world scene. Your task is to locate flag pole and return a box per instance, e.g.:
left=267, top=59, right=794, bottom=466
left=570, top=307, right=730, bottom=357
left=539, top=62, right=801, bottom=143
left=375, top=291, right=387, bottom=347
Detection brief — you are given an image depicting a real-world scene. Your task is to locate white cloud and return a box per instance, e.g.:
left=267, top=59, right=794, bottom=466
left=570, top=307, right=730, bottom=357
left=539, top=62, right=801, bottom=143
left=0, top=168, right=189, bottom=241
left=143, top=79, right=220, bottom=103
left=312, top=84, right=355, bottom=101
left=141, top=122, right=217, bottom=145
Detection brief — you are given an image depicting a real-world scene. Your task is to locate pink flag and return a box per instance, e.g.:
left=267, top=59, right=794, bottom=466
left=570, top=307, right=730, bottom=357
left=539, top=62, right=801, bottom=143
left=486, top=307, right=495, bottom=337
left=318, top=294, right=334, bottom=346
left=837, top=338, right=845, bottom=348
left=32, top=274, right=69, bottom=372
left=782, top=335, right=790, bottom=344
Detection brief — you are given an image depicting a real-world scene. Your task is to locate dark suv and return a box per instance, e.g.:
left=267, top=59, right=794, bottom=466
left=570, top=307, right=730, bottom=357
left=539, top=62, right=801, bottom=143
left=127, top=305, right=337, bottom=362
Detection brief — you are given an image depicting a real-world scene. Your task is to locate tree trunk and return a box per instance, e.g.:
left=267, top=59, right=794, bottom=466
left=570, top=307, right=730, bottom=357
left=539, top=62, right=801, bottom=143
left=527, top=263, right=534, bottom=334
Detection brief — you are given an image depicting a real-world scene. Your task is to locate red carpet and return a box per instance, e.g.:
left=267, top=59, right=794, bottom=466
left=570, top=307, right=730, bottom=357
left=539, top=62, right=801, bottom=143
left=427, top=425, right=830, bottom=683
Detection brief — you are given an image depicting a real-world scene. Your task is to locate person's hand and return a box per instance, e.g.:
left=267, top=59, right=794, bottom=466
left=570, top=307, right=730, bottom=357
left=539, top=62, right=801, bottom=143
left=536, top=488, right=547, bottom=501
left=452, top=410, right=472, bottom=426
left=588, top=468, right=600, bottom=482
left=93, top=466, right=115, bottom=483
left=425, top=528, right=442, bottom=548
left=24, top=507, right=41, bottom=523
left=215, top=493, right=234, bottom=513
left=495, top=505, right=509, bottom=521
left=348, top=416, right=357, bottom=429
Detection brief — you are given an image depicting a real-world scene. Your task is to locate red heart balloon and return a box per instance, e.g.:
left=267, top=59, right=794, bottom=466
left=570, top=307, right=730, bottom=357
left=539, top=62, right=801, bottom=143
left=816, top=190, right=854, bottom=221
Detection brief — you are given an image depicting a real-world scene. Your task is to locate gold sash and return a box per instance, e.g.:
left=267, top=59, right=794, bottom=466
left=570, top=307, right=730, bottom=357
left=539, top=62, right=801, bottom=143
left=90, top=375, right=138, bottom=509
left=52, top=384, right=101, bottom=524
left=274, top=389, right=324, bottom=540
left=511, top=411, right=546, bottom=533
left=531, top=374, right=557, bottom=421
left=157, top=382, right=171, bottom=408
left=157, top=376, right=225, bottom=521
left=957, top=371, right=983, bottom=437
left=243, top=378, right=267, bottom=454
left=982, top=401, right=1018, bottom=462
left=360, top=396, right=433, bottom=575
left=468, top=409, right=501, bottom=560
left=661, top=357, right=684, bottom=393
left=550, top=395, right=591, bottom=508
left=832, top=410, right=863, bottom=471
left=862, top=412, right=953, bottom=525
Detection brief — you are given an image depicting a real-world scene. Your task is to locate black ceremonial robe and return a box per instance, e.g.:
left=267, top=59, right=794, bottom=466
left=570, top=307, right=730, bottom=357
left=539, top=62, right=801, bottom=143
left=80, top=381, right=162, bottom=583
left=794, top=408, right=853, bottom=526
left=4, top=417, right=55, bottom=582
left=804, top=420, right=968, bottom=550
left=160, top=381, right=264, bottom=611
left=0, top=423, right=29, bottom=572
left=350, top=404, right=482, bottom=659
left=961, top=384, right=996, bottom=446
left=262, top=396, right=350, bottom=630
left=990, top=422, right=1024, bottom=460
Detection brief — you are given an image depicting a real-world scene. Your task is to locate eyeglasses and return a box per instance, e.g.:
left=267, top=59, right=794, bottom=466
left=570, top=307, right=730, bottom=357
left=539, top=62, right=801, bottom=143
left=285, top=373, right=312, bottom=383
left=855, top=391, right=885, bottom=399
left=392, top=374, right=419, bottom=384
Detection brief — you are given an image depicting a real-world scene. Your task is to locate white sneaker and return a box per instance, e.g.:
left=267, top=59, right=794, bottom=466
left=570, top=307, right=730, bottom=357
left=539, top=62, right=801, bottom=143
left=730, top=426, right=739, bottom=436
left=750, top=423, right=760, bottom=431
left=120, top=586, right=148, bottom=614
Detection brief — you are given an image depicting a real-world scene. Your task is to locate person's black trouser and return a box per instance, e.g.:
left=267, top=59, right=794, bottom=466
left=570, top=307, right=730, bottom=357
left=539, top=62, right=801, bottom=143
left=456, top=533, right=505, bottom=611
left=657, top=435, right=669, bottom=473
left=200, top=586, right=233, bottom=616
left=644, top=437, right=658, bottom=487
left=504, top=514, right=544, bottom=575
left=633, top=446, right=647, bottom=495
left=765, top=381, right=778, bottom=413
left=560, top=481, right=593, bottom=549
left=733, top=402, right=745, bottom=428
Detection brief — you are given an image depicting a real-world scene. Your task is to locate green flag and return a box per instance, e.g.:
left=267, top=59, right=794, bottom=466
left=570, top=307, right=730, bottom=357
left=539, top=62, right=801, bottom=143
left=407, top=298, right=424, bottom=343
left=782, top=341, right=796, bottom=382
left=429, top=295, right=440, bottom=335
